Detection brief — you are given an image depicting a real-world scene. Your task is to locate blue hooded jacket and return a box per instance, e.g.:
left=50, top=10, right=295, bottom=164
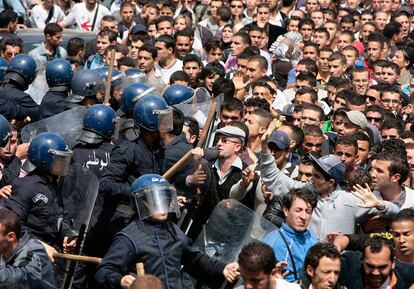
left=262, top=223, right=316, bottom=282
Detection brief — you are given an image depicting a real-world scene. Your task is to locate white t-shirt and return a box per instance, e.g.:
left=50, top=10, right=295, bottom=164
left=30, top=4, right=65, bottom=28
left=62, top=3, right=110, bottom=32
left=154, top=59, right=184, bottom=84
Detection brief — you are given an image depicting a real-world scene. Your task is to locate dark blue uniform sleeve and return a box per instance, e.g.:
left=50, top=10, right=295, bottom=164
left=99, top=143, right=134, bottom=200
left=5, top=182, right=31, bottom=226
left=0, top=98, right=28, bottom=121
left=0, top=157, right=22, bottom=187
left=95, top=234, right=136, bottom=289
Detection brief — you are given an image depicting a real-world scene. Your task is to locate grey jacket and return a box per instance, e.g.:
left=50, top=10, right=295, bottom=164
left=0, top=233, right=56, bottom=289
left=259, top=152, right=399, bottom=241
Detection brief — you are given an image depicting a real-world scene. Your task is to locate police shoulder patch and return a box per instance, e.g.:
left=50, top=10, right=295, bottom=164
left=32, top=194, right=48, bottom=204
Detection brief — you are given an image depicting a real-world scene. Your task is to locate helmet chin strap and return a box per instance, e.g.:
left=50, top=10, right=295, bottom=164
left=4, top=72, right=28, bottom=90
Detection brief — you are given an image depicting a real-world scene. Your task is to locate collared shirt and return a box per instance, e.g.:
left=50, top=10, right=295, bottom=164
left=28, top=42, right=67, bottom=70
left=86, top=53, right=106, bottom=70
left=214, top=157, right=243, bottom=185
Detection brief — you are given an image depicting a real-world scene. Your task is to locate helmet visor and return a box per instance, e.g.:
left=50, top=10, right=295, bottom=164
left=156, top=108, right=173, bottom=133
left=132, top=184, right=181, bottom=220
left=84, top=80, right=105, bottom=100
left=48, top=149, right=73, bottom=176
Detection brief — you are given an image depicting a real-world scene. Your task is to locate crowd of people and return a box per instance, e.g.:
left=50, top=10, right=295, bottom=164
left=0, top=0, right=414, bottom=288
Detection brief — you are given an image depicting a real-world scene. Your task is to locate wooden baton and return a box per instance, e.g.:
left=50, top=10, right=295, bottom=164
left=103, top=49, right=116, bottom=105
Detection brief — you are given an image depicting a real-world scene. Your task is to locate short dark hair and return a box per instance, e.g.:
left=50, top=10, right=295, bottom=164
left=304, top=243, right=341, bottom=278
left=354, top=131, right=371, bottom=149
left=155, top=16, right=174, bottom=29
left=169, top=70, right=190, bottom=84
left=98, top=29, right=118, bottom=43
left=183, top=54, right=203, bottom=68
left=200, top=62, right=225, bottom=79
left=367, top=33, right=386, bottom=49
left=139, top=44, right=157, bottom=59
left=117, top=56, right=136, bottom=69
left=302, top=124, right=323, bottom=137
left=0, top=209, right=21, bottom=239
left=363, top=236, right=394, bottom=261
left=248, top=55, right=268, bottom=70
left=383, top=21, right=402, bottom=40
left=44, top=23, right=63, bottom=37
left=221, top=97, right=244, bottom=115
left=66, top=37, right=85, bottom=57
left=297, top=59, right=318, bottom=75
left=233, top=31, right=252, bottom=45
left=244, top=98, right=270, bottom=112
left=296, top=72, right=317, bottom=87
left=348, top=168, right=372, bottom=189
left=212, top=78, right=235, bottom=98
left=296, top=87, right=318, bottom=103
left=301, top=103, right=325, bottom=121
left=155, top=34, right=175, bottom=50
left=327, top=76, right=351, bottom=89
left=283, top=188, right=317, bottom=210
left=380, top=118, right=403, bottom=136
left=238, top=242, right=277, bottom=274
left=373, top=151, right=409, bottom=185
left=0, top=10, right=17, bottom=29
left=392, top=208, right=414, bottom=223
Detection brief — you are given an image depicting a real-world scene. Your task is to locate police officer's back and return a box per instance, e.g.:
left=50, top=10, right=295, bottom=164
left=40, top=58, right=73, bottom=119
left=66, top=69, right=103, bottom=108
left=0, top=54, right=40, bottom=121
left=72, top=104, right=116, bottom=178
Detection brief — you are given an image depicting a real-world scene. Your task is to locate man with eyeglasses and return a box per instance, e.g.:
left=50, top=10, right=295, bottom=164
left=365, top=105, right=384, bottom=129
left=379, top=84, right=402, bottom=115
left=0, top=38, right=21, bottom=63
left=193, top=125, right=247, bottom=237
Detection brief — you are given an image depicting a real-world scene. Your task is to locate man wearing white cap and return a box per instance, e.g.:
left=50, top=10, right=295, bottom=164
left=332, top=109, right=368, bottom=136
left=190, top=125, right=247, bottom=237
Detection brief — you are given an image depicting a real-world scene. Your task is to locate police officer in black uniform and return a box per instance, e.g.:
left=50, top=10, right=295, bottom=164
left=99, top=94, right=170, bottom=249
left=5, top=132, right=74, bottom=247
left=95, top=174, right=238, bottom=289
left=66, top=69, right=103, bottom=108
left=0, top=54, right=40, bottom=121
left=71, top=104, right=116, bottom=178
left=70, top=104, right=116, bottom=289
left=39, top=58, right=73, bottom=119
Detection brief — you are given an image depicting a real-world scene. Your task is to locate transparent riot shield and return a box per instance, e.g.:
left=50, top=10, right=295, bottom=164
left=60, top=163, right=99, bottom=235
left=21, top=106, right=86, bottom=149
left=174, top=101, right=210, bottom=129
left=59, top=163, right=99, bottom=289
left=182, top=199, right=283, bottom=289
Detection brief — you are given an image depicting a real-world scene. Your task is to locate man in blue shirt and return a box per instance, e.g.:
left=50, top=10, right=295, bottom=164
left=262, top=188, right=317, bottom=282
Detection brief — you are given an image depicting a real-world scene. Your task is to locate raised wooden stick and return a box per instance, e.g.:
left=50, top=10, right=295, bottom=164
left=163, top=99, right=217, bottom=180
left=103, top=49, right=116, bottom=105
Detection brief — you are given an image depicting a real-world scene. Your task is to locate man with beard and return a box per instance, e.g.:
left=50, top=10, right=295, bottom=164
left=339, top=236, right=414, bottom=289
